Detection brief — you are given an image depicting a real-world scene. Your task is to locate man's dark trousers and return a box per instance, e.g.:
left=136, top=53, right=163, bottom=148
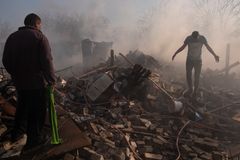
left=12, top=88, right=47, bottom=147
left=186, top=59, right=202, bottom=93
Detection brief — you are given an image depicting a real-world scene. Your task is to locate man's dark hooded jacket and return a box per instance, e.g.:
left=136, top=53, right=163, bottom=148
left=2, top=26, right=55, bottom=89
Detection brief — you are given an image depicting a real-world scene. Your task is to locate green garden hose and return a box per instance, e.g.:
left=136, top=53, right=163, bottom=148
left=47, top=86, right=61, bottom=145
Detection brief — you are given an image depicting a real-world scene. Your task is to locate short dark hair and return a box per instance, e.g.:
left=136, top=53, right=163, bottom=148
left=192, top=31, right=199, bottom=38
left=24, top=13, right=41, bottom=26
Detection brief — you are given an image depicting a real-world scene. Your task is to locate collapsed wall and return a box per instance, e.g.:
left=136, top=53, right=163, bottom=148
left=82, top=39, right=113, bottom=68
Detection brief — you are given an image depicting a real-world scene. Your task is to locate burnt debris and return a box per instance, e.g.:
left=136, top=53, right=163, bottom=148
left=0, top=50, right=239, bottom=160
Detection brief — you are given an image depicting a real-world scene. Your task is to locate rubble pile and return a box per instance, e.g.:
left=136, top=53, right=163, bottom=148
left=0, top=51, right=240, bottom=160
left=202, top=68, right=240, bottom=91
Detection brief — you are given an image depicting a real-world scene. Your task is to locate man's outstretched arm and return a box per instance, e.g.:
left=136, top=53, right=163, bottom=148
left=172, top=43, right=187, bottom=61
left=204, top=43, right=219, bottom=62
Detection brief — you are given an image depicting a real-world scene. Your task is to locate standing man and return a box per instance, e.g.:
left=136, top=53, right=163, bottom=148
left=2, top=13, right=56, bottom=149
left=172, top=31, right=219, bottom=97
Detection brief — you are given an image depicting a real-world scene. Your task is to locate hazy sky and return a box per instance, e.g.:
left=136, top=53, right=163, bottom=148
left=1, top=0, right=240, bottom=70
left=0, top=0, right=161, bottom=68
left=0, top=0, right=157, bottom=26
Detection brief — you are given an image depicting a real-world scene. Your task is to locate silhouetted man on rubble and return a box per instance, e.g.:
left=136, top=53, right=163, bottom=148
left=2, top=13, right=56, bottom=150
left=172, top=31, right=219, bottom=98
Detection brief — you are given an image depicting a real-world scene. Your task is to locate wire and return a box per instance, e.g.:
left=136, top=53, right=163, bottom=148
left=176, top=120, right=191, bottom=160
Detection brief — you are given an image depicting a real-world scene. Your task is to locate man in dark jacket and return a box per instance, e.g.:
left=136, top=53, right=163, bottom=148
left=2, top=13, right=56, bottom=148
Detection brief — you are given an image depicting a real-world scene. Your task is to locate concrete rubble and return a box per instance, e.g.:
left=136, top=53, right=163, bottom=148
left=0, top=50, right=239, bottom=160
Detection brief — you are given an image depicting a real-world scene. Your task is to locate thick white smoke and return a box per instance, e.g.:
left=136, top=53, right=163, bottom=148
left=1, top=0, right=240, bottom=71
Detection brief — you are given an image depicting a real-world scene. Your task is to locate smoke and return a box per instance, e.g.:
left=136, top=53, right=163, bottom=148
left=1, top=0, right=240, bottom=71
left=44, top=0, right=240, bottom=70
left=134, top=0, right=240, bottom=70
left=41, top=13, right=112, bottom=69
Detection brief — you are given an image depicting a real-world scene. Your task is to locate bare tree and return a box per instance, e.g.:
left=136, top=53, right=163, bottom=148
left=42, top=14, right=110, bottom=44
left=0, top=21, right=13, bottom=62
left=0, top=21, right=13, bottom=43
left=193, top=0, right=240, bottom=36
left=40, top=13, right=111, bottom=68
left=137, top=0, right=170, bottom=39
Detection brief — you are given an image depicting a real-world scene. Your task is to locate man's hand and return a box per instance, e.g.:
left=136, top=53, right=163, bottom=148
left=214, top=55, right=220, bottom=63
left=47, top=83, right=55, bottom=91
left=172, top=54, right=176, bottom=61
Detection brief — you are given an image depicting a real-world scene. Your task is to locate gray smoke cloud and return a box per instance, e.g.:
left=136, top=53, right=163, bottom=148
left=1, top=0, right=240, bottom=71
left=134, top=0, right=240, bottom=70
